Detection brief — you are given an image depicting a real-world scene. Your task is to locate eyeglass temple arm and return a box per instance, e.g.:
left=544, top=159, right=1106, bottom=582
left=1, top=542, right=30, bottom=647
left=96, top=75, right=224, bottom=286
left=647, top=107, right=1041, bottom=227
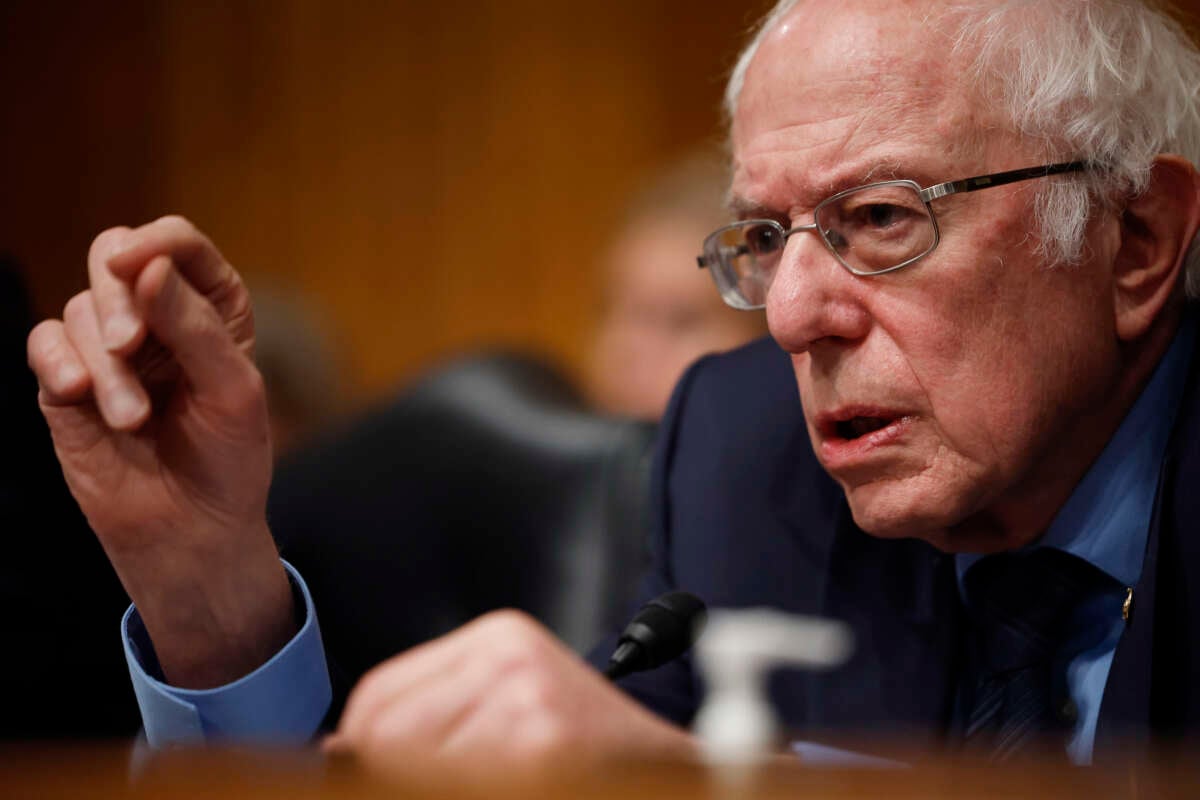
left=920, top=160, right=1091, bottom=202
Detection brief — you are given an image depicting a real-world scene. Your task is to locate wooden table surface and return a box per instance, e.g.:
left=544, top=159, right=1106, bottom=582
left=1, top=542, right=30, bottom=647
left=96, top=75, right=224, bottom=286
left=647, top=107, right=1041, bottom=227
left=4, top=742, right=1200, bottom=799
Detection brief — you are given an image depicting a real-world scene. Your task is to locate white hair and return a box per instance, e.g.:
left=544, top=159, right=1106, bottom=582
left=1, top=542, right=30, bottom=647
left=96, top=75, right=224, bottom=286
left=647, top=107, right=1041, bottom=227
left=725, top=0, right=1200, bottom=297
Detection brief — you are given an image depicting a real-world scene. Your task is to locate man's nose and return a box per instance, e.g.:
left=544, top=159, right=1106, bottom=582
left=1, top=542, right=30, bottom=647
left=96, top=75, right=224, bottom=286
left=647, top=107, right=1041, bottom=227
left=765, top=232, right=871, bottom=354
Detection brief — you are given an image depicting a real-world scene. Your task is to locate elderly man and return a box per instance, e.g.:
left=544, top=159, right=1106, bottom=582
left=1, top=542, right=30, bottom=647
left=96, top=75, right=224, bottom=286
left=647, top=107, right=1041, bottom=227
left=26, top=0, right=1200, bottom=768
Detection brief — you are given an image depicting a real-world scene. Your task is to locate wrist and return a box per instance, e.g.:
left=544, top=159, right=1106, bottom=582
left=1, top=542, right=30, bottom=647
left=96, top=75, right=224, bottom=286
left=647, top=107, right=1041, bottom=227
left=123, top=524, right=297, bottom=689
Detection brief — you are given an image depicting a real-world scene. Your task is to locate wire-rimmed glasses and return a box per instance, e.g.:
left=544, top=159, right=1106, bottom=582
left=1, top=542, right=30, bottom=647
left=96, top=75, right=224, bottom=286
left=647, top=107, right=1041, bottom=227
left=696, top=161, right=1090, bottom=310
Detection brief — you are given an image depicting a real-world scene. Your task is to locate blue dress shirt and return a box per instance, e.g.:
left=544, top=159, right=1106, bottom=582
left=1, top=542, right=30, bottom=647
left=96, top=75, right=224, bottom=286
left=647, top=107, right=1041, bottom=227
left=956, top=317, right=1196, bottom=764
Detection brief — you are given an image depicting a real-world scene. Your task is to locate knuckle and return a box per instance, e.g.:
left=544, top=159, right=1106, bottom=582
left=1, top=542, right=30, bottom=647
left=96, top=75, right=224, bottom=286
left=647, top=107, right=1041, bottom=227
left=480, top=608, right=542, bottom=642
left=511, top=670, right=556, bottom=712
left=88, top=227, right=130, bottom=262
left=465, top=610, right=543, bottom=666
left=491, top=638, right=539, bottom=676
left=352, top=668, right=384, bottom=702
left=26, top=321, right=62, bottom=370
left=227, top=287, right=254, bottom=327
left=500, top=656, right=566, bottom=719
left=62, top=292, right=94, bottom=328
left=351, top=655, right=402, bottom=707
left=224, top=288, right=255, bottom=342
left=156, top=214, right=198, bottom=238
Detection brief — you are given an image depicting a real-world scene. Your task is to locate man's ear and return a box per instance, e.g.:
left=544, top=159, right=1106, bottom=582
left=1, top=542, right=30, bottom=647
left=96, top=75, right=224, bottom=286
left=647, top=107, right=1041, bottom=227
left=1113, top=154, right=1200, bottom=342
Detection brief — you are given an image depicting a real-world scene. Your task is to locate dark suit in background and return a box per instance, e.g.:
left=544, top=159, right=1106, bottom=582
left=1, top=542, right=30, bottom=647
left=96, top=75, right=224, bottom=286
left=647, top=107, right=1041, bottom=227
left=0, top=257, right=138, bottom=738
left=268, top=353, right=658, bottom=721
left=594, top=333, right=1200, bottom=753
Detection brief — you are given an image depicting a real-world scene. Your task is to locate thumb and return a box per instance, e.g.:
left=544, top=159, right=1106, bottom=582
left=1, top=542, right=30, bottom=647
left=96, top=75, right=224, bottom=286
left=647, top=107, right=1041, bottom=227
left=133, top=255, right=263, bottom=417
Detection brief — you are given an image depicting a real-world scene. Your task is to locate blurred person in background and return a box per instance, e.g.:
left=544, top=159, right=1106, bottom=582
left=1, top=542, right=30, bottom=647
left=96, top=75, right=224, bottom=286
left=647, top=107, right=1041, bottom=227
left=250, top=284, right=346, bottom=459
left=589, top=154, right=766, bottom=420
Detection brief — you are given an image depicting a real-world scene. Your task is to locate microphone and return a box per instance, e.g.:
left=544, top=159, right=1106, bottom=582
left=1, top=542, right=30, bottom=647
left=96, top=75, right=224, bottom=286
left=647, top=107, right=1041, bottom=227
left=604, top=591, right=707, bottom=680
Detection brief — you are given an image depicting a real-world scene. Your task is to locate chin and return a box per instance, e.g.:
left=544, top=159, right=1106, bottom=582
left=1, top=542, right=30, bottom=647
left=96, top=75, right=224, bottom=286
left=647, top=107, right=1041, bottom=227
left=841, top=479, right=978, bottom=549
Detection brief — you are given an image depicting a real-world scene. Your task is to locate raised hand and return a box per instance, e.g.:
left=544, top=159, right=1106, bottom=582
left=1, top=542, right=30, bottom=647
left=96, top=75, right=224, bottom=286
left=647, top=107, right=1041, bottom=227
left=27, top=216, right=295, bottom=689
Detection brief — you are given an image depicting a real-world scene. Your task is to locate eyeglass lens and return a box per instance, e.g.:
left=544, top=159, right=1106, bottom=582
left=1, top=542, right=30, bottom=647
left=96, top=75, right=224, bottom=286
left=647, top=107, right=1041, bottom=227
left=710, top=183, right=937, bottom=308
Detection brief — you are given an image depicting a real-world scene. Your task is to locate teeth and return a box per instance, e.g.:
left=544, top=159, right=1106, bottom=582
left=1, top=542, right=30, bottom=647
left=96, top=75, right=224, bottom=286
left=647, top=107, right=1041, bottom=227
left=840, top=417, right=889, bottom=439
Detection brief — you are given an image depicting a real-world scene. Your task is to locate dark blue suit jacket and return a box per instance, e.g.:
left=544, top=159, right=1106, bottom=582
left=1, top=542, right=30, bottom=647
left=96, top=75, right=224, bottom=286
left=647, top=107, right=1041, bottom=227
left=594, top=334, right=1200, bottom=754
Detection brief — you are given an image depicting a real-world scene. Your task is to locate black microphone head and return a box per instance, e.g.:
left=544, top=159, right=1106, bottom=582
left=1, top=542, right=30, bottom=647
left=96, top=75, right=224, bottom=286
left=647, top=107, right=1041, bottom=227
left=606, top=591, right=707, bottom=679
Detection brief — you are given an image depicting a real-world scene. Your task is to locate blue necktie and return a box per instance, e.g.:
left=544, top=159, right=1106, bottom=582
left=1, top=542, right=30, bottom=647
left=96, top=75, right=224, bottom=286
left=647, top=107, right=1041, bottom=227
left=962, top=548, right=1120, bottom=760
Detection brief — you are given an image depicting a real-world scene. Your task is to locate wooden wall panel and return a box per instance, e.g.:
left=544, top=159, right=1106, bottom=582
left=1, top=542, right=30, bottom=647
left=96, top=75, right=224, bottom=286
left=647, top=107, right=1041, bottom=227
left=148, top=0, right=770, bottom=396
left=0, top=1, right=167, bottom=314
left=6, top=0, right=1197, bottom=403
left=2, top=0, right=769, bottom=402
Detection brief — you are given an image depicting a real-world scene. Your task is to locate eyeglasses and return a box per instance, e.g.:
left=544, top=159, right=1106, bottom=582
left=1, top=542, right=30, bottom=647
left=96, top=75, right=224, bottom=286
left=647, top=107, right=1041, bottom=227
left=696, top=161, right=1090, bottom=310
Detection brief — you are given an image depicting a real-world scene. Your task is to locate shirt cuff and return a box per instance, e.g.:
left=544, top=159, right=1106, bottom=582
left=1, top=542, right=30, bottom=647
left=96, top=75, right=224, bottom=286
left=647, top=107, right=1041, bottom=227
left=122, top=560, right=332, bottom=746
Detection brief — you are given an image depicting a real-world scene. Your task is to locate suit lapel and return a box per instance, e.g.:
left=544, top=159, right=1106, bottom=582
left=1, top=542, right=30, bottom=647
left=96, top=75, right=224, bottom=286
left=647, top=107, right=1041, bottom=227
left=1098, top=331, right=1200, bottom=748
left=1094, top=482, right=1159, bottom=751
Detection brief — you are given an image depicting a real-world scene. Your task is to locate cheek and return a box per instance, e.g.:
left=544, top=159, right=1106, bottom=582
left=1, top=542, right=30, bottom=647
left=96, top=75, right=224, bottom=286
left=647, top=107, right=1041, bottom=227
left=884, top=263, right=1114, bottom=480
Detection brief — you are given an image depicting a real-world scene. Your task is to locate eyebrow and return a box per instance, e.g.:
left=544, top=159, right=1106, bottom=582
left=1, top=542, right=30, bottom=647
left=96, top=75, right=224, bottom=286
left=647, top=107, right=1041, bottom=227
left=727, top=196, right=781, bottom=220
left=862, top=160, right=905, bottom=182
left=726, top=158, right=930, bottom=219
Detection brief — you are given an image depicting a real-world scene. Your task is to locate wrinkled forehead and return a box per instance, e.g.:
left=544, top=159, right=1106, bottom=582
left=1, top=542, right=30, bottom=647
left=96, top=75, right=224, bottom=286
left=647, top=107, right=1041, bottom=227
left=732, top=0, right=992, bottom=197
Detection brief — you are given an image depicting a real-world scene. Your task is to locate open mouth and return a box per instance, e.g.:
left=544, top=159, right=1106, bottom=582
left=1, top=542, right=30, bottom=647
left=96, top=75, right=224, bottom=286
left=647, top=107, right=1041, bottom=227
left=816, top=410, right=910, bottom=467
left=835, top=416, right=893, bottom=441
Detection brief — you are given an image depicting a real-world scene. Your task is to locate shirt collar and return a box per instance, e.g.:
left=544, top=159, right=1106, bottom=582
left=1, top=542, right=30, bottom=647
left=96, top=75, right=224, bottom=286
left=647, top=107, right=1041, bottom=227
left=958, top=314, right=1197, bottom=586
